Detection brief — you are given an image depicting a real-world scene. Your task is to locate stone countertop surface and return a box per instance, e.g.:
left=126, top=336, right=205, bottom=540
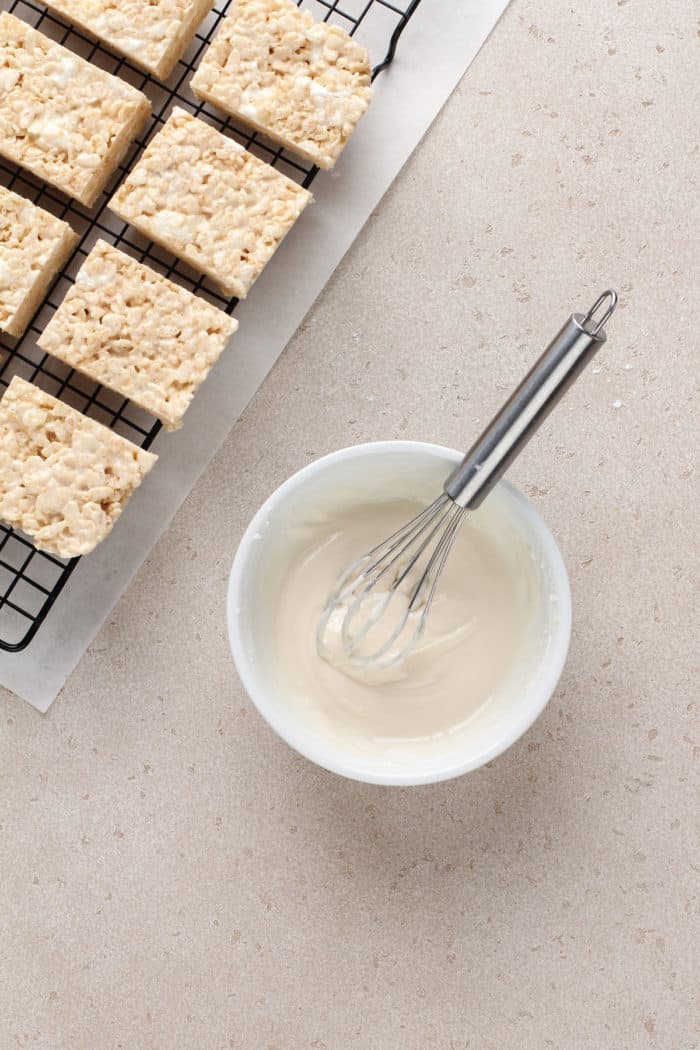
left=1, top=0, right=697, bottom=1047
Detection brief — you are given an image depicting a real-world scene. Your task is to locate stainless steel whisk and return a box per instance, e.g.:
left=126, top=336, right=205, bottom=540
left=316, top=290, right=618, bottom=668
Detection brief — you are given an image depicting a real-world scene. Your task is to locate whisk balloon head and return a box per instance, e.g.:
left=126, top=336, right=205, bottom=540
left=316, top=493, right=468, bottom=669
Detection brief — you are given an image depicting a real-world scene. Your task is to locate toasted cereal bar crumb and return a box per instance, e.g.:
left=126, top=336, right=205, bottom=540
left=0, top=376, right=156, bottom=557
left=0, top=12, right=151, bottom=206
left=0, top=185, right=78, bottom=338
left=109, top=107, right=312, bottom=298
left=43, top=0, right=214, bottom=81
left=191, top=0, right=372, bottom=170
left=38, top=240, right=239, bottom=430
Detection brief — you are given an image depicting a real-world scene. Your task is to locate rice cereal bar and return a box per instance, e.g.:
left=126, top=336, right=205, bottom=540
left=0, top=12, right=151, bottom=207
left=0, top=185, right=78, bottom=338
left=38, top=240, right=238, bottom=430
left=190, top=0, right=372, bottom=170
left=42, top=0, right=214, bottom=81
left=0, top=376, right=156, bottom=557
left=109, top=107, right=312, bottom=298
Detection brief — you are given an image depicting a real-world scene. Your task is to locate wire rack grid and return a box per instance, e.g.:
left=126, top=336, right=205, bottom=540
left=0, top=0, right=422, bottom=652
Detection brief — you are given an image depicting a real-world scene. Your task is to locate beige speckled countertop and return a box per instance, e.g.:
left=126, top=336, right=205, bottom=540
left=1, top=0, right=697, bottom=1047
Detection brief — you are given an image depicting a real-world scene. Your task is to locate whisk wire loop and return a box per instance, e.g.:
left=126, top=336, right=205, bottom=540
left=316, top=494, right=470, bottom=668
left=360, top=499, right=468, bottom=666
left=340, top=494, right=456, bottom=657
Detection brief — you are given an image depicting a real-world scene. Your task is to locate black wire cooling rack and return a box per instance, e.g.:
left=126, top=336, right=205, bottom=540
left=0, top=0, right=422, bottom=652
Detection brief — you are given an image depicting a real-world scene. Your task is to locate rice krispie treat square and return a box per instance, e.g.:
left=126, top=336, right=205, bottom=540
left=38, top=240, right=238, bottom=430
left=109, top=107, right=312, bottom=298
left=191, top=0, right=372, bottom=170
left=0, top=376, right=156, bottom=557
left=0, top=12, right=151, bottom=206
left=0, top=185, right=78, bottom=338
left=43, top=0, right=214, bottom=81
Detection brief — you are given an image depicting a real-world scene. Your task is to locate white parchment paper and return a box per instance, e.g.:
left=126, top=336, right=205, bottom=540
left=1, top=0, right=510, bottom=711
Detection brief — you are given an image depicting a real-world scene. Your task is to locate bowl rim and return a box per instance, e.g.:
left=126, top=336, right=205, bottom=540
left=227, top=440, right=572, bottom=786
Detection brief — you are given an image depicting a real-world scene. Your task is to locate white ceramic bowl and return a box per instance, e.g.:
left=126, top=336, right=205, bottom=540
left=227, top=441, right=571, bottom=785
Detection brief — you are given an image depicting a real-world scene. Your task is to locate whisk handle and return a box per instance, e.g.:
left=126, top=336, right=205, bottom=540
left=444, top=290, right=618, bottom=509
